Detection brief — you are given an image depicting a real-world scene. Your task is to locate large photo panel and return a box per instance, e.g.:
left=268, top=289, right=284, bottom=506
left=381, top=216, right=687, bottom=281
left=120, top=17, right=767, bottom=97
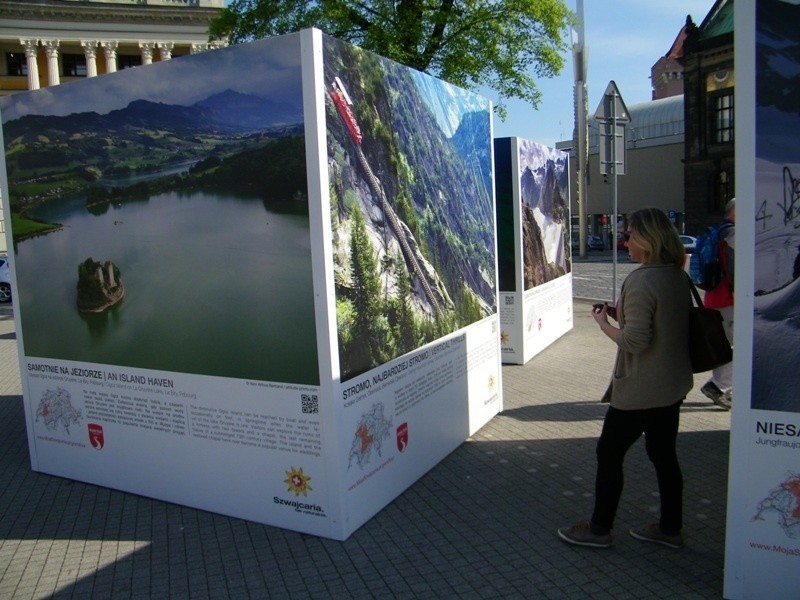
left=745, top=0, right=800, bottom=588
left=0, top=27, right=502, bottom=542
left=517, top=139, right=570, bottom=291
left=725, top=1, right=800, bottom=596
left=751, top=0, right=800, bottom=414
left=495, top=137, right=572, bottom=364
left=320, top=33, right=501, bottom=537
left=1, top=34, right=318, bottom=385
left=322, top=35, right=497, bottom=382
left=0, top=33, right=338, bottom=538
left=517, top=139, right=572, bottom=363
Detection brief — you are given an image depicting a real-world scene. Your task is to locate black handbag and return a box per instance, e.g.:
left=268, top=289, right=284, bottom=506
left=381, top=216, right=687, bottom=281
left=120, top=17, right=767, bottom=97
left=687, top=274, right=733, bottom=373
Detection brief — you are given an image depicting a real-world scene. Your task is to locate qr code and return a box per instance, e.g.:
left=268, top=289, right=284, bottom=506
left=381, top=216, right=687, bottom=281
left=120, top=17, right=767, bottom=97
left=301, top=394, right=319, bottom=414
left=505, top=296, right=515, bottom=305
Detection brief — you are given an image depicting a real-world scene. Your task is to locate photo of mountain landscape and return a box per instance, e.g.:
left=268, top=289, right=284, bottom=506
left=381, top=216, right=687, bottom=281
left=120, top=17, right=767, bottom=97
left=0, top=34, right=320, bottom=385
left=322, top=35, right=496, bottom=381
left=517, top=140, right=569, bottom=290
left=751, top=0, right=800, bottom=413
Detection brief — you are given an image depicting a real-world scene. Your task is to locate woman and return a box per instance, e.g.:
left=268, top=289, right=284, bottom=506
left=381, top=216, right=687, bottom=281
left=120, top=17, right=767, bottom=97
left=558, top=208, right=692, bottom=549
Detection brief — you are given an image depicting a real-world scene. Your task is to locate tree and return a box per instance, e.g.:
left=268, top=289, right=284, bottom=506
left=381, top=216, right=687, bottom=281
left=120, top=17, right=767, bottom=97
left=347, top=206, right=391, bottom=374
left=389, top=253, right=419, bottom=354
left=210, top=0, right=574, bottom=117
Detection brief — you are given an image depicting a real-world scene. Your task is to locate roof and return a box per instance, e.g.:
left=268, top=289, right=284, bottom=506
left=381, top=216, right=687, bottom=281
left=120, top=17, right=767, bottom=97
left=588, top=95, right=684, bottom=149
left=666, top=24, right=688, bottom=59
left=699, top=0, right=733, bottom=40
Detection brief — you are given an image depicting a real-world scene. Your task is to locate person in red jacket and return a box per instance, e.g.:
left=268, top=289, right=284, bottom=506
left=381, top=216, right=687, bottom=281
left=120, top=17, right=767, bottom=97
left=701, top=198, right=735, bottom=410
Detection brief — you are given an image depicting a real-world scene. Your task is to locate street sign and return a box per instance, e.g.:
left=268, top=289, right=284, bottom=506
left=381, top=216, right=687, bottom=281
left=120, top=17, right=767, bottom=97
left=594, top=80, right=630, bottom=123
left=594, top=81, right=631, bottom=303
left=594, top=81, right=630, bottom=176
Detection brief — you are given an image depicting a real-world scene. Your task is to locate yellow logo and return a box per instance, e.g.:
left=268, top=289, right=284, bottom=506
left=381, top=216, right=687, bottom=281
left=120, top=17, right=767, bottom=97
left=284, top=467, right=312, bottom=497
left=500, top=330, right=509, bottom=345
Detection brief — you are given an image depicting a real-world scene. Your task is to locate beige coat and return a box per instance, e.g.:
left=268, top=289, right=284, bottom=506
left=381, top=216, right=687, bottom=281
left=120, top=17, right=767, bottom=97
left=602, top=264, right=693, bottom=410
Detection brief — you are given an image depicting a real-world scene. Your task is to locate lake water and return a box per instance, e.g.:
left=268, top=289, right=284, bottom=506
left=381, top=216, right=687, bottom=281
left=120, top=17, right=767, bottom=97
left=16, top=190, right=320, bottom=385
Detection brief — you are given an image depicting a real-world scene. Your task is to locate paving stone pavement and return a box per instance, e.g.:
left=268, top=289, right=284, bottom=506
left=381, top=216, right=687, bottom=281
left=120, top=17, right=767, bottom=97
left=0, top=291, right=731, bottom=599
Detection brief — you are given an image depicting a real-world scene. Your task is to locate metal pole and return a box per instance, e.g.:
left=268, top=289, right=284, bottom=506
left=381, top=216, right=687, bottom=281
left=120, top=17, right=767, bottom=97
left=572, top=0, right=588, bottom=258
left=576, top=84, right=588, bottom=257
left=611, top=89, right=618, bottom=303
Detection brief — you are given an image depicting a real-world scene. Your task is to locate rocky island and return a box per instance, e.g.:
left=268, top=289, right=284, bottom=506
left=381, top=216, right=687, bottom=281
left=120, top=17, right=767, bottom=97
left=77, top=258, right=125, bottom=313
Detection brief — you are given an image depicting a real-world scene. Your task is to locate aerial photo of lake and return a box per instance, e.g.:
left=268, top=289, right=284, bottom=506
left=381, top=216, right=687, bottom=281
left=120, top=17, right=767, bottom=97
left=1, top=33, right=320, bottom=386
left=15, top=188, right=319, bottom=385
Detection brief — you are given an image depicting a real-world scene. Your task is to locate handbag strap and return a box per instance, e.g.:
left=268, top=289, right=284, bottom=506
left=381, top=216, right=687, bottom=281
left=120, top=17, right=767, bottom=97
left=685, top=271, right=703, bottom=308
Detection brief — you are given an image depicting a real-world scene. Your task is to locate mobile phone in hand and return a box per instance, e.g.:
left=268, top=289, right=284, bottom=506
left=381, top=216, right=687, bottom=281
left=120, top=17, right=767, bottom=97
left=593, top=302, right=617, bottom=320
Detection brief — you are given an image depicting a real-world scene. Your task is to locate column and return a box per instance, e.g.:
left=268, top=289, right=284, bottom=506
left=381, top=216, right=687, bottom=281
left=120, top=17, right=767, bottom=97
left=139, top=42, right=155, bottom=65
left=101, top=41, right=118, bottom=73
left=42, top=39, right=61, bottom=87
left=19, top=38, right=40, bottom=91
left=191, top=43, right=209, bottom=54
left=157, top=41, right=174, bottom=61
left=81, top=40, right=98, bottom=77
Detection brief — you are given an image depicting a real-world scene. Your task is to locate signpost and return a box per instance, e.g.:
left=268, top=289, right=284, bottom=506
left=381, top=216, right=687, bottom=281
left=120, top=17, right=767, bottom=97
left=594, top=81, right=630, bottom=302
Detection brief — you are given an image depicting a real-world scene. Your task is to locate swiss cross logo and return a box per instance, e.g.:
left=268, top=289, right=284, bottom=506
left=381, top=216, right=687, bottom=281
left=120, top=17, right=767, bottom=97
left=396, top=423, right=409, bottom=452
left=88, top=423, right=104, bottom=450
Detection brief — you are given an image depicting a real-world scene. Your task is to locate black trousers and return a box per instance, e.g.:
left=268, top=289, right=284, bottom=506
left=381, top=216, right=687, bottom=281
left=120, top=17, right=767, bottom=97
left=590, top=401, right=683, bottom=534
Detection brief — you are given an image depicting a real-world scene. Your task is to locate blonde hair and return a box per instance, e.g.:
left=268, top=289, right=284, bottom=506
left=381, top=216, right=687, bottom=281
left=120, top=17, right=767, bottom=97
left=627, top=208, right=686, bottom=268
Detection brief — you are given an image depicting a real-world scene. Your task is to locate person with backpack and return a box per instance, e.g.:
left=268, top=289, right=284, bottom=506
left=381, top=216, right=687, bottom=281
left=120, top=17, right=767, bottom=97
left=700, top=198, right=735, bottom=410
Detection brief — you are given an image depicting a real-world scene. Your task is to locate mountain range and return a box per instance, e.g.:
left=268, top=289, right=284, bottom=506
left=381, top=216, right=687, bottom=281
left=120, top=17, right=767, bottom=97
left=2, top=89, right=304, bottom=189
left=4, top=89, right=301, bottom=142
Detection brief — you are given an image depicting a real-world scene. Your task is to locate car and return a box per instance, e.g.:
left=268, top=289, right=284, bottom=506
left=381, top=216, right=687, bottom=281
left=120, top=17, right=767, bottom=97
left=570, top=235, right=603, bottom=252
left=587, top=235, right=605, bottom=251
left=571, top=234, right=606, bottom=252
left=0, top=256, right=11, bottom=303
left=680, top=235, right=698, bottom=254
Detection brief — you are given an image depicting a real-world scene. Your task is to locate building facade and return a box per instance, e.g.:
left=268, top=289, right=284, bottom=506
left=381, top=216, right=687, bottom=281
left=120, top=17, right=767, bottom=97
left=558, top=18, right=692, bottom=247
left=559, top=95, right=686, bottom=245
left=651, top=22, right=687, bottom=101
left=558, top=1, right=733, bottom=244
left=1, top=0, right=224, bottom=96
left=680, top=0, right=735, bottom=233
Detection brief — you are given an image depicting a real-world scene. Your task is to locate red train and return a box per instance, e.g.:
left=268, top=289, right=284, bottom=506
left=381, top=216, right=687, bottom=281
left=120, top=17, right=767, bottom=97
left=330, top=76, right=362, bottom=145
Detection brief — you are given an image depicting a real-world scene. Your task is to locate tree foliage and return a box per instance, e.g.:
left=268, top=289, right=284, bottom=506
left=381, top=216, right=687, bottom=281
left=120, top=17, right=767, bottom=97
left=210, top=0, right=574, bottom=116
left=388, top=252, right=419, bottom=354
left=344, top=205, right=391, bottom=376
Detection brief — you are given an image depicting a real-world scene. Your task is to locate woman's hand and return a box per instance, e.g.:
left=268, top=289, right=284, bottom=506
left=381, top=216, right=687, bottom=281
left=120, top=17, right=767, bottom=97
left=592, top=303, right=620, bottom=342
left=593, top=302, right=617, bottom=321
left=592, top=303, right=607, bottom=320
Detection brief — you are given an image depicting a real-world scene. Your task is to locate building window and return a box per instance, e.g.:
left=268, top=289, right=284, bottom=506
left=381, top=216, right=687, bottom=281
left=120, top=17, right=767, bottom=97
left=711, top=92, right=734, bottom=144
left=62, top=54, right=87, bottom=77
left=118, top=55, right=142, bottom=70
left=6, top=52, right=27, bottom=76
left=713, top=170, right=732, bottom=213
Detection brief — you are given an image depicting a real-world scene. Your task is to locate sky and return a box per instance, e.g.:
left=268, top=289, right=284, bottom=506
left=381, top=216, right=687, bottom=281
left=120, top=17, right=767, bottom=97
left=0, top=36, right=303, bottom=122
left=2, top=0, right=710, bottom=133
left=486, top=0, right=710, bottom=146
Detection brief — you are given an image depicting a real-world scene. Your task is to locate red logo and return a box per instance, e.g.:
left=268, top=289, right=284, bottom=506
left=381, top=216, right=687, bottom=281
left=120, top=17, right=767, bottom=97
left=88, top=423, right=104, bottom=450
left=396, top=423, right=408, bottom=452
